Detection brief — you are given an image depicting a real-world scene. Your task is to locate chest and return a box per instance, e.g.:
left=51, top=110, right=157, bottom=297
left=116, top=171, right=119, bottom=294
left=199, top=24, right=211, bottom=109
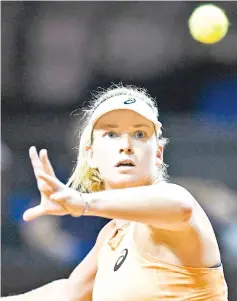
left=93, top=228, right=158, bottom=301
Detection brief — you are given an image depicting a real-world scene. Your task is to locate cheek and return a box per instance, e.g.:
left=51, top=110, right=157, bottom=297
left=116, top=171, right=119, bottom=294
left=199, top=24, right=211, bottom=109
left=92, top=143, right=114, bottom=171
left=136, top=143, right=157, bottom=167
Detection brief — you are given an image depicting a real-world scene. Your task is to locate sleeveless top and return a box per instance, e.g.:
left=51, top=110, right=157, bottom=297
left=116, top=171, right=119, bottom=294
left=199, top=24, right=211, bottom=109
left=92, top=222, right=228, bottom=301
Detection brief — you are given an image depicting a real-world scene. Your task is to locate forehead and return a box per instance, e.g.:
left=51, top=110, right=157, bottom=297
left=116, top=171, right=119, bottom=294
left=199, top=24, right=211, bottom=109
left=94, top=109, right=154, bottom=129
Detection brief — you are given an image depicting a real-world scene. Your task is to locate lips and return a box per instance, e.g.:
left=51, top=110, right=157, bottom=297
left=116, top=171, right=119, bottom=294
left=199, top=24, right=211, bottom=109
left=115, top=159, right=136, bottom=167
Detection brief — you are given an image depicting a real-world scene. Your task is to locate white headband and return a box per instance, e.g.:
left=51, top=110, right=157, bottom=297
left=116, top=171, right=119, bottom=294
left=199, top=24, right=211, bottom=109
left=81, top=95, right=162, bottom=146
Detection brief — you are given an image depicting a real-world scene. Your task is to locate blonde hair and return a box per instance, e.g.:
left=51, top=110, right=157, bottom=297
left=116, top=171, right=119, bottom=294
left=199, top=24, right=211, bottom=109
left=67, top=83, right=169, bottom=192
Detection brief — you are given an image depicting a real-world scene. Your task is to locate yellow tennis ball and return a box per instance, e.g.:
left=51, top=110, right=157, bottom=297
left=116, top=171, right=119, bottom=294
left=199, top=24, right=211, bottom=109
left=189, top=4, right=229, bottom=44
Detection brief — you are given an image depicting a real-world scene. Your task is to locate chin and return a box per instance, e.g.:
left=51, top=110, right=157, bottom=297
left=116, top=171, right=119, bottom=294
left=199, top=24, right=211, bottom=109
left=105, top=174, right=151, bottom=189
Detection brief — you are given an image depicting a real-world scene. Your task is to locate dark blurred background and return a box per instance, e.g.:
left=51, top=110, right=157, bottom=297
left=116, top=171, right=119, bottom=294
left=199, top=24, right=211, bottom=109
left=1, top=1, right=237, bottom=299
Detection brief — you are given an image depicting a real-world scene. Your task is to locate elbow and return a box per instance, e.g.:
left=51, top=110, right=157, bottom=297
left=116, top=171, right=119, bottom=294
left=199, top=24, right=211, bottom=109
left=180, top=198, right=194, bottom=224
left=173, top=184, right=194, bottom=225
left=182, top=204, right=193, bottom=223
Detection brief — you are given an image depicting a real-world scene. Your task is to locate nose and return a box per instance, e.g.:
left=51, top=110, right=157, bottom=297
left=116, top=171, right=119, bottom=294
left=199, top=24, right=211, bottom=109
left=119, top=135, right=134, bottom=155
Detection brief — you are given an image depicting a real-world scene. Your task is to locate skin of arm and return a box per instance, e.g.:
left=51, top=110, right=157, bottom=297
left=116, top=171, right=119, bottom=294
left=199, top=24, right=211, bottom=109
left=2, top=220, right=116, bottom=301
left=24, top=148, right=193, bottom=230
left=45, top=180, right=194, bottom=231
left=82, top=182, right=194, bottom=230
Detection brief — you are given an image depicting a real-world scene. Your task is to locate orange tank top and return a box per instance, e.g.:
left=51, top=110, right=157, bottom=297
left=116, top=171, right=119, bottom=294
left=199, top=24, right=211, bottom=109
left=92, top=222, right=228, bottom=301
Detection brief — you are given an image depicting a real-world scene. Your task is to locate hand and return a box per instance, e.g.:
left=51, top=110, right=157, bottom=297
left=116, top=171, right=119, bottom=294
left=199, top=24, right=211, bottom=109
left=23, top=147, right=85, bottom=221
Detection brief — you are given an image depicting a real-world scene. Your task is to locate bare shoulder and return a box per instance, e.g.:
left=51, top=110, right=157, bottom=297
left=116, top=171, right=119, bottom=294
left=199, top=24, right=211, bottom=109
left=165, top=182, right=221, bottom=263
left=167, top=182, right=217, bottom=235
left=181, top=194, right=222, bottom=267
left=134, top=183, right=221, bottom=267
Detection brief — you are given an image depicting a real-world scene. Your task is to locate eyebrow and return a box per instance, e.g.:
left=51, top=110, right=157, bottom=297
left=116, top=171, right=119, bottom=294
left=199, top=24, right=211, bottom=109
left=99, top=124, right=118, bottom=128
left=133, top=124, right=151, bottom=128
left=99, top=123, right=151, bottom=128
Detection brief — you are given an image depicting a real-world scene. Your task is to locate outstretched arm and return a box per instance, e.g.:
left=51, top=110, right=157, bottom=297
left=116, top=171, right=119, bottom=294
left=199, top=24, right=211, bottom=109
left=83, top=182, right=194, bottom=229
left=24, top=147, right=193, bottom=230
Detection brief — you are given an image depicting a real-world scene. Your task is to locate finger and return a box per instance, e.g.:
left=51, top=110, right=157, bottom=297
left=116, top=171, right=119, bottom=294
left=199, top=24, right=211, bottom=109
left=51, top=190, right=84, bottom=217
left=50, top=191, right=69, bottom=202
left=37, top=179, right=54, bottom=195
left=50, top=191, right=80, bottom=217
left=29, top=146, right=43, bottom=174
left=36, top=171, right=63, bottom=190
left=23, top=205, right=48, bottom=221
left=39, top=149, right=55, bottom=176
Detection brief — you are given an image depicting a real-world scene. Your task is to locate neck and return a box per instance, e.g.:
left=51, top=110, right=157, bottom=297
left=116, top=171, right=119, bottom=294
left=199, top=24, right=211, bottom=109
left=104, top=177, right=159, bottom=190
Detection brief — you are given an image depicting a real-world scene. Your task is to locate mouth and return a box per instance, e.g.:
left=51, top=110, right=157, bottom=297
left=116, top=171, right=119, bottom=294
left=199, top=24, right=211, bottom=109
left=115, top=160, right=136, bottom=168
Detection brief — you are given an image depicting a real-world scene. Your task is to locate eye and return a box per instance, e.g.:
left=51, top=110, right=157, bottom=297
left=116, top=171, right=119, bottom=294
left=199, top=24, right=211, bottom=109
left=133, top=131, right=147, bottom=139
left=105, top=131, right=118, bottom=138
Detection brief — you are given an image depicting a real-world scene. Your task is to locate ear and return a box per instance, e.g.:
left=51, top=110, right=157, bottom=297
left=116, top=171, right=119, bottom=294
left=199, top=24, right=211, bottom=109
left=85, top=145, right=97, bottom=169
left=156, top=144, right=164, bottom=166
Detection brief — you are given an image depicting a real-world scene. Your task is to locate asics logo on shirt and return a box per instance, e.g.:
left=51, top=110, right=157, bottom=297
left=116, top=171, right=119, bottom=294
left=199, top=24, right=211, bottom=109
left=114, top=248, right=128, bottom=271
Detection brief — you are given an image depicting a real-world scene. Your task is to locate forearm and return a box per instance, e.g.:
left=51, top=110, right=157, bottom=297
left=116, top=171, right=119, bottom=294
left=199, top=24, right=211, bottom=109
left=35, top=170, right=193, bottom=229
left=1, top=279, right=76, bottom=301
left=84, top=183, right=193, bottom=229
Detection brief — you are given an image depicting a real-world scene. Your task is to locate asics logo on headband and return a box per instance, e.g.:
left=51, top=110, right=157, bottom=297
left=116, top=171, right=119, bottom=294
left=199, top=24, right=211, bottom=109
left=93, top=95, right=154, bottom=112
left=124, top=98, right=136, bottom=104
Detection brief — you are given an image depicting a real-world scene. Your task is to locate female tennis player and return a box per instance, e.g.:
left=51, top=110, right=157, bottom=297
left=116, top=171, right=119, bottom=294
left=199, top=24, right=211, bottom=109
left=4, top=85, right=228, bottom=300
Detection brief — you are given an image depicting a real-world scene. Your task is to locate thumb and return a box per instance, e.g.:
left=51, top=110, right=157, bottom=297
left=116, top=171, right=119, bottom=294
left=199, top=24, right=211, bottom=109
left=23, top=205, right=48, bottom=221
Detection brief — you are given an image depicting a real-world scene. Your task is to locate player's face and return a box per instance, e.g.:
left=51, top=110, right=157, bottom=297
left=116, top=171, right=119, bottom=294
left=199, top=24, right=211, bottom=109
left=87, top=110, right=163, bottom=189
